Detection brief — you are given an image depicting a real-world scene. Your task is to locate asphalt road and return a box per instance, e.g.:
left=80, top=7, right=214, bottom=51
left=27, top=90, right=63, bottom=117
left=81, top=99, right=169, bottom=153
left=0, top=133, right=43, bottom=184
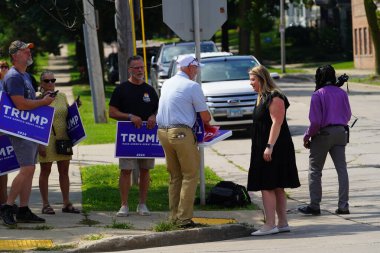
left=112, top=77, right=380, bottom=253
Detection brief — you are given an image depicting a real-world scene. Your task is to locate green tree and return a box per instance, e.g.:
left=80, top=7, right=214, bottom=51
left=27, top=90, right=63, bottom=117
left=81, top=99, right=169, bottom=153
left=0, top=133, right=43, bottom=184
left=0, top=0, right=80, bottom=63
left=234, top=0, right=277, bottom=60
left=247, top=0, right=277, bottom=60
left=364, top=0, right=380, bottom=75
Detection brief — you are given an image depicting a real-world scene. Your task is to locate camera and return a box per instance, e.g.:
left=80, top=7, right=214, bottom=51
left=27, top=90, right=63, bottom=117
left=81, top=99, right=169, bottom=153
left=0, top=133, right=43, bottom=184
left=49, top=90, right=59, bottom=97
left=336, top=73, right=349, bottom=87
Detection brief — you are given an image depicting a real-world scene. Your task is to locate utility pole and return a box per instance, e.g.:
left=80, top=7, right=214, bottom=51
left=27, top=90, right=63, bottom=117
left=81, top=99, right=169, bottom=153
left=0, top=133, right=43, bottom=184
left=115, top=0, right=138, bottom=184
left=280, top=0, right=286, bottom=73
left=82, top=0, right=107, bottom=123
left=115, top=0, right=134, bottom=83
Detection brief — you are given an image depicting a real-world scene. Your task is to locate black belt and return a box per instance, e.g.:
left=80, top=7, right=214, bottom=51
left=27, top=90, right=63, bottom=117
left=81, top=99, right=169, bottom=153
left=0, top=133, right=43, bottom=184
left=325, top=124, right=345, bottom=128
left=158, top=124, right=191, bottom=129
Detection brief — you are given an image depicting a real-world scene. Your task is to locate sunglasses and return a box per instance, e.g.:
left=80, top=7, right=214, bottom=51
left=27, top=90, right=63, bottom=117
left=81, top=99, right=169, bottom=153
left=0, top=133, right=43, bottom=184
left=43, top=79, right=56, bottom=83
left=0, top=65, right=9, bottom=69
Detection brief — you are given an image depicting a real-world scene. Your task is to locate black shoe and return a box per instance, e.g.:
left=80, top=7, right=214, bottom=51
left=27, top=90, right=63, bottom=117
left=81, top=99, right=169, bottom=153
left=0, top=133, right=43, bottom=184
left=298, top=205, right=321, bottom=215
left=16, top=207, right=45, bottom=223
left=335, top=208, right=350, bottom=215
left=12, top=204, right=18, bottom=214
left=178, top=220, right=199, bottom=229
left=1, top=204, right=17, bottom=226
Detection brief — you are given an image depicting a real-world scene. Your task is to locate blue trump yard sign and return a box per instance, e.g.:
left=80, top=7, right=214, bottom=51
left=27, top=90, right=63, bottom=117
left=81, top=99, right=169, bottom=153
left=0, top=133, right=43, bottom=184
left=115, top=121, right=165, bottom=158
left=67, top=102, right=86, bottom=146
left=0, top=92, right=54, bottom=145
left=0, top=135, right=20, bottom=175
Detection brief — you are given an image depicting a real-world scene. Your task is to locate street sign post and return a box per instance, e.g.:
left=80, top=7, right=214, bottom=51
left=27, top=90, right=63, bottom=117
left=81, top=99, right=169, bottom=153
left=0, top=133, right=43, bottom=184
left=163, top=0, right=227, bottom=41
left=162, top=0, right=227, bottom=205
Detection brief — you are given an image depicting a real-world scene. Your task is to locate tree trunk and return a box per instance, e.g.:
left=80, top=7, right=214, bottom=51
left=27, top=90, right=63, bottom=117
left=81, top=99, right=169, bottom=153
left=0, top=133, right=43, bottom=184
left=253, top=28, right=262, bottom=61
left=364, top=0, right=380, bottom=75
left=238, top=0, right=251, bottom=54
left=221, top=21, right=230, bottom=52
left=115, top=0, right=134, bottom=83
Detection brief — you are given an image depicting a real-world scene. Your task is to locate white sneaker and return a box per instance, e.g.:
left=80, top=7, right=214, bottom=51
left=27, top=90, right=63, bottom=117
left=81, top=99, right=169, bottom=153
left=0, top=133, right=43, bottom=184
left=116, top=205, right=129, bottom=217
left=251, top=226, right=279, bottom=236
left=136, top=204, right=151, bottom=216
left=278, top=225, right=291, bottom=233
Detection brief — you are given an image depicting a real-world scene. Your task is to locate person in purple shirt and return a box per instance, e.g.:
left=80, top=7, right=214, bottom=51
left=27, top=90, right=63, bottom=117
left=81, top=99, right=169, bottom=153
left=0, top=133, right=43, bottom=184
left=299, top=65, right=352, bottom=216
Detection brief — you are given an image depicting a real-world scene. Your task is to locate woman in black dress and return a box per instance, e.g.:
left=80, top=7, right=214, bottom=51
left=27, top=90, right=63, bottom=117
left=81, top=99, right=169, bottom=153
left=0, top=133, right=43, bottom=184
left=247, top=66, right=300, bottom=236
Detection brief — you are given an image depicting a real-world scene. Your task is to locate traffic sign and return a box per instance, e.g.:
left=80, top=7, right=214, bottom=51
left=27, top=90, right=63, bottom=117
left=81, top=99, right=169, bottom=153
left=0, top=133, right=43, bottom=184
left=163, top=0, right=227, bottom=41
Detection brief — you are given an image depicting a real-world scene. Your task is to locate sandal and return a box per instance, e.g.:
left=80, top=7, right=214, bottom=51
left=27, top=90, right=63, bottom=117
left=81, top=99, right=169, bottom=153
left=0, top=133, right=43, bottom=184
left=62, top=203, right=80, bottom=214
left=42, top=204, right=55, bottom=215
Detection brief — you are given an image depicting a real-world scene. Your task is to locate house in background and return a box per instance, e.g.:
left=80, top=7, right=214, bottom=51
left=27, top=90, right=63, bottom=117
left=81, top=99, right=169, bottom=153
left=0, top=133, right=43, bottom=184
left=286, top=0, right=353, bottom=52
left=315, top=0, right=352, bottom=51
left=286, top=1, right=320, bottom=27
left=286, top=0, right=376, bottom=70
left=351, top=0, right=376, bottom=70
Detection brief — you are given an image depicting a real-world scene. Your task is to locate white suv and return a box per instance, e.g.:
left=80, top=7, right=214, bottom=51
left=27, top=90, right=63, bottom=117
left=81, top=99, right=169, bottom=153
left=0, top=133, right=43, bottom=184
left=150, top=41, right=218, bottom=95
left=167, top=53, right=279, bottom=131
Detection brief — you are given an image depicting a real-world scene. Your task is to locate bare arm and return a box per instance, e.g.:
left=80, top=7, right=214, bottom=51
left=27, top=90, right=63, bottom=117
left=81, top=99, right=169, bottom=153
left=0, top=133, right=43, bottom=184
left=10, top=94, right=54, bottom=110
left=199, top=110, right=211, bottom=126
left=109, top=105, right=143, bottom=128
left=264, top=97, right=285, bottom=161
left=109, top=105, right=129, bottom=121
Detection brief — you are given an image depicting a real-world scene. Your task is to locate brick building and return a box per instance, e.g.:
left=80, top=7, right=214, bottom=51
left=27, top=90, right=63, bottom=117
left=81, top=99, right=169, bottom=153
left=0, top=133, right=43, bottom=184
left=352, top=0, right=375, bottom=69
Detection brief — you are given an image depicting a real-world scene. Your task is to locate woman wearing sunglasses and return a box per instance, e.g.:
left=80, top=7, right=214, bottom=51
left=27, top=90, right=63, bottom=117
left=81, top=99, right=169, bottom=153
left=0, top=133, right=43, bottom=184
left=0, top=60, right=10, bottom=89
left=37, top=70, right=80, bottom=215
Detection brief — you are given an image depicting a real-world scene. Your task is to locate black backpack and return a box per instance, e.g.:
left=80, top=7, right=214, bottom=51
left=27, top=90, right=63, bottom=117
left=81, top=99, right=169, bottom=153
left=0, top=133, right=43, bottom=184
left=206, top=181, right=251, bottom=208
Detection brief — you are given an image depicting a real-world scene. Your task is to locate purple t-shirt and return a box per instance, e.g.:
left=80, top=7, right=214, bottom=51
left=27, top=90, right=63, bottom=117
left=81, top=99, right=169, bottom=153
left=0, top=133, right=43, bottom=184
left=304, top=85, right=351, bottom=142
left=3, top=67, right=35, bottom=99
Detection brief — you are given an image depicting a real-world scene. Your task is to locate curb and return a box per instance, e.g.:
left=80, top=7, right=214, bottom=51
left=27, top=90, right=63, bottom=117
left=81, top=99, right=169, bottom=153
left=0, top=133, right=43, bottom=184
left=281, top=74, right=314, bottom=82
left=69, top=224, right=254, bottom=252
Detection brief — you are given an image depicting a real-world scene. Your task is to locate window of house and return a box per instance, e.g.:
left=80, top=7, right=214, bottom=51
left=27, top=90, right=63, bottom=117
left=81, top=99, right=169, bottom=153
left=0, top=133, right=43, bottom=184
left=368, top=29, right=372, bottom=55
left=354, top=29, right=358, bottom=55
left=359, top=28, right=362, bottom=55
left=364, top=28, right=367, bottom=55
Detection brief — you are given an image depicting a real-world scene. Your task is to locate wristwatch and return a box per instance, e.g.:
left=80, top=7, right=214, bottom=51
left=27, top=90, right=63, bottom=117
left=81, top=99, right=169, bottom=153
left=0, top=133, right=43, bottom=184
left=266, top=143, right=273, bottom=149
left=128, top=114, right=133, bottom=120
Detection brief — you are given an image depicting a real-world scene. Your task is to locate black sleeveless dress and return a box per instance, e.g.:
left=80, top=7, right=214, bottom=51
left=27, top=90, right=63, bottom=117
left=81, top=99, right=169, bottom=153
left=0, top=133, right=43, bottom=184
left=247, top=91, right=300, bottom=191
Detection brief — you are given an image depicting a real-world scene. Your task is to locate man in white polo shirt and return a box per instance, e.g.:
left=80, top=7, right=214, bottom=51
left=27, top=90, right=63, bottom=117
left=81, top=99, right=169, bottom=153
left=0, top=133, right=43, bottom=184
left=157, top=55, right=211, bottom=228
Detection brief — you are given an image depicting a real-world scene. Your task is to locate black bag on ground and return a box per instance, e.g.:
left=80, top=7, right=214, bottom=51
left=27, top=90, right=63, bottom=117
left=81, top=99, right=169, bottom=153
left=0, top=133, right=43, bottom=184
left=206, top=181, right=251, bottom=208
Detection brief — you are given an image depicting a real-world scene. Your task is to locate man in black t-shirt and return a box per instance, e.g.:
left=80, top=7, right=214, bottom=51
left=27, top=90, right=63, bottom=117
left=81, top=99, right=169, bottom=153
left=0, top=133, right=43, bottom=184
left=109, top=55, right=159, bottom=217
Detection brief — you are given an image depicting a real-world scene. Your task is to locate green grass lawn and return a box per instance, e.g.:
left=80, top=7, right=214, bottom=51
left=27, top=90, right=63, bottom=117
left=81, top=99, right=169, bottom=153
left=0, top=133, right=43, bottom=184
left=351, top=75, right=380, bottom=86
left=81, top=164, right=257, bottom=212
left=32, top=53, right=49, bottom=80
left=67, top=43, right=82, bottom=82
left=72, top=85, right=117, bottom=144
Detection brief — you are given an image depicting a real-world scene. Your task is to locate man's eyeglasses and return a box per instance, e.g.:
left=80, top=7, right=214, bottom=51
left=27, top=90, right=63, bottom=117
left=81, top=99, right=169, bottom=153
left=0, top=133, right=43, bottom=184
left=129, top=66, right=145, bottom=70
left=43, top=79, right=56, bottom=83
left=0, top=65, right=9, bottom=69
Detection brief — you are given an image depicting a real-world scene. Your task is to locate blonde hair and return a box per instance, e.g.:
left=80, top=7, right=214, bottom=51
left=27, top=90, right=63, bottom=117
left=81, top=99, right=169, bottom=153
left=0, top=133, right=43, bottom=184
left=249, top=65, right=282, bottom=104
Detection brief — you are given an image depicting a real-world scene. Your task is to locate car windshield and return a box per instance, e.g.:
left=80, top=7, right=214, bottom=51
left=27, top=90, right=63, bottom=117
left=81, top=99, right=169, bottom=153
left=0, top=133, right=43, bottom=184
left=162, top=44, right=217, bottom=63
left=201, top=58, right=259, bottom=83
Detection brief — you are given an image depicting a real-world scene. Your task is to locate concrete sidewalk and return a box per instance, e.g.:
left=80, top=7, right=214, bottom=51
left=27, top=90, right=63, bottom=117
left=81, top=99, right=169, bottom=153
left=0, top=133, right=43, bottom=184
left=1, top=46, right=380, bottom=252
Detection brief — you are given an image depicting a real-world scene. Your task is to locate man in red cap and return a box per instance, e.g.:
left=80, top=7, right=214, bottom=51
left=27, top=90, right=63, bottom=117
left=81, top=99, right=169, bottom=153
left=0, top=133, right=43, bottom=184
left=1, top=40, right=55, bottom=226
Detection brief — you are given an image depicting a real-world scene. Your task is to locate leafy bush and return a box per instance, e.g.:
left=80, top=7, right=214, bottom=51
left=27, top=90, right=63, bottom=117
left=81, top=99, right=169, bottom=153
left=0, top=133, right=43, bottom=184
left=286, top=26, right=314, bottom=46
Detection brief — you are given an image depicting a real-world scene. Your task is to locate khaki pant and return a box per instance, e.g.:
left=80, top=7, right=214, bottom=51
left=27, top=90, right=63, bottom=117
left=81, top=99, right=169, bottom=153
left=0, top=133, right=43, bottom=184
left=158, top=127, right=200, bottom=224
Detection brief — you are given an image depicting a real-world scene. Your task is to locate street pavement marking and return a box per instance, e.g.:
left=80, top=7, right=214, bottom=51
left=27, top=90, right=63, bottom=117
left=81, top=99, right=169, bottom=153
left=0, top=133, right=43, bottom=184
left=192, top=217, right=237, bottom=225
left=0, top=240, right=53, bottom=251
